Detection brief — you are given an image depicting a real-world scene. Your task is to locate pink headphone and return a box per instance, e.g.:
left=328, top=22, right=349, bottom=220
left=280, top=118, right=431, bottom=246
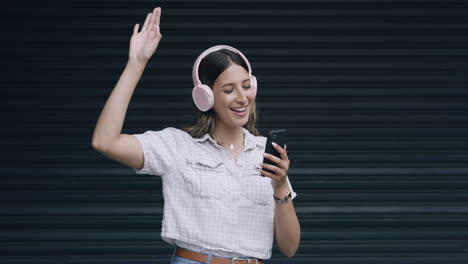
left=192, top=45, right=257, bottom=112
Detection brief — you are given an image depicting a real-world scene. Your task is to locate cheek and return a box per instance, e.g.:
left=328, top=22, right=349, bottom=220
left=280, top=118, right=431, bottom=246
left=213, top=95, right=231, bottom=112
left=246, top=96, right=255, bottom=107
left=215, top=94, right=233, bottom=106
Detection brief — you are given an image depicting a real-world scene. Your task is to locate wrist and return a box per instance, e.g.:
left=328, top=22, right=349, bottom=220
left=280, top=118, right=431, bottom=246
left=273, top=183, right=290, bottom=198
left=127, top=57, right=148, bottom=68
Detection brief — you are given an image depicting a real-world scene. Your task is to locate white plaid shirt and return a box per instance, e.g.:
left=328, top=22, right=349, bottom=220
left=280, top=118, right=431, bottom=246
left=132, top=127, right=297, bottom=260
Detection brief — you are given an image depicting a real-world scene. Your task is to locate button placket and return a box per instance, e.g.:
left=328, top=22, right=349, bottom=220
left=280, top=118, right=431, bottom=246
left=229, top=181, right=240, bottom=245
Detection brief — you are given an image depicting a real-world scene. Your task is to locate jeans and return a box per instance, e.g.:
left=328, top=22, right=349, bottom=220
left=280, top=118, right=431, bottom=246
left=170, top=245, right=267, bottom=264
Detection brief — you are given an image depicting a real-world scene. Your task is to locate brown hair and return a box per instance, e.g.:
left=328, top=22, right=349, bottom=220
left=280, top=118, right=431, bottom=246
left=179, top=48, right=260, bottom=138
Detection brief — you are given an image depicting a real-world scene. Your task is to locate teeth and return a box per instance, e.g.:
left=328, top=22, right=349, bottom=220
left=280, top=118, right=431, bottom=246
left=232, top=107, right=246, bottom=112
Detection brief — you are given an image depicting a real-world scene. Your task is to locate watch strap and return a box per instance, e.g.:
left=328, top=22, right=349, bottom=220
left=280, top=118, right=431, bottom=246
left=273, top=190, right=292, bottom=204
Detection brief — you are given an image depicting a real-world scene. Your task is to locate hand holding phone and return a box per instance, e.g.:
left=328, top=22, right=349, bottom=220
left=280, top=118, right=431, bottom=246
left=262, top=129, right=287, bottom=175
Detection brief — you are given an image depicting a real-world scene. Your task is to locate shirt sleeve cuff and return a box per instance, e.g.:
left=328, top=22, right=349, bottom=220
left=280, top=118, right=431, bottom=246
left=285, top=175, right=297, bottom=200
left=132, top=134, right=151, bottom=174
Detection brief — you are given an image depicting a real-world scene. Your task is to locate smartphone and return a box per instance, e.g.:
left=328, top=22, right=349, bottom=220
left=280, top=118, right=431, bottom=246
left=262, top=129, right=287, bottom=175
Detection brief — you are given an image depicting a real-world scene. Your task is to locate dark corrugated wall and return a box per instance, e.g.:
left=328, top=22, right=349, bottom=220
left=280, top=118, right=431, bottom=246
left=2, top=0, right=468, bottom=263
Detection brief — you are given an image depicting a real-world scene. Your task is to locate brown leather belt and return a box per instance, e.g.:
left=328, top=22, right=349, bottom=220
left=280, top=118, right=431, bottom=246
left=175, top=247, right=264, bottom=264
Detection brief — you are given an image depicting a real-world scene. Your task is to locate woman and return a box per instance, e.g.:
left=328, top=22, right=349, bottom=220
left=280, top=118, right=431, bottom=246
left=91, top=7, right=300, bottom=264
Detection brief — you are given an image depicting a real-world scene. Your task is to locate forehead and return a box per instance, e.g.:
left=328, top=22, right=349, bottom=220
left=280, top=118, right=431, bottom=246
left=215, top=64, right=249, bottom=87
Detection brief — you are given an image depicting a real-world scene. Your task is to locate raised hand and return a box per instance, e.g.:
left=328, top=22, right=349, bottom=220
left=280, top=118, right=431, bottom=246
left=128, top=7, right=162, bottom=64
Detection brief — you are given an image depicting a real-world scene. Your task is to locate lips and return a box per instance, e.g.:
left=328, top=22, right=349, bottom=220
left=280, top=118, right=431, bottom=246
left=231, top=107, right=247, bottom=112
left=230, top=106, right=248, bottom=116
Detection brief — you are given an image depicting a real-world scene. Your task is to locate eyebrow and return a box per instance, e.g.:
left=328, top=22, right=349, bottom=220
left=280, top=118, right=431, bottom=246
left=221, top=79, right=251, bottom=88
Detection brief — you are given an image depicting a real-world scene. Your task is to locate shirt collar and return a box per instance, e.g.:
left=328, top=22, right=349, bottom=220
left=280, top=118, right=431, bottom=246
left=194, top=127, right=263, bottom=151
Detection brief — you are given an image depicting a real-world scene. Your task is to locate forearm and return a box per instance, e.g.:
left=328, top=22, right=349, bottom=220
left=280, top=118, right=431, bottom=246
left=274, top=186, right=301, bottom=257
left=92, top=59, right=147, bottom=150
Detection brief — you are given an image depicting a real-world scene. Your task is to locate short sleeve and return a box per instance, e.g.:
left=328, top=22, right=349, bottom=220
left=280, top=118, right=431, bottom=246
left=132, top=127, right=181, bottom=176
left=285, top=175, right=298, bottom=200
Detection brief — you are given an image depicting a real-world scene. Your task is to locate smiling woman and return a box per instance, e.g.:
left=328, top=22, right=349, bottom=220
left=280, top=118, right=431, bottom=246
left=92, top=6, right=299, bottom=263
left=180, top=46, right=260, bottom=140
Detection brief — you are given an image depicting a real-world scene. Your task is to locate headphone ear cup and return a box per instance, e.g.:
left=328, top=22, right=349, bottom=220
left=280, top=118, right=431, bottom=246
left=192, top=84, right=214, bottom=112
left=250, top=75, right=257, bottom=97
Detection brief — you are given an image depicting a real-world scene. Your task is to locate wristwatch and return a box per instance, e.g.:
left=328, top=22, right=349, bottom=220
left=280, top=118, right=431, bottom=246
left=273, top=190, right=292, bottom=204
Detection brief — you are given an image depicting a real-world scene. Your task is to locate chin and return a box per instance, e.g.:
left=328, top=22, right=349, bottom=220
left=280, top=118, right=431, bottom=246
left=218, top=108, right=251, bottom=127
left=235, top=117, right=249, bottom=127
left=224, top=117, right=247, bottom=128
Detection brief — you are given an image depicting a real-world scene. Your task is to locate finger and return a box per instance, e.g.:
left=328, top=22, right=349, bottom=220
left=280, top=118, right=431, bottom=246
left=260, top=163, right=283, bottom=175
left=142, top=13, right=152, bottom=31
left=259, top=168, right=280, bottom=180
left=133, top=23, right=139, bottom=35
left=152, top=24, right=160, bottom=33
left=152, top=8, right=160, bottom=32
left=284, top=144, right=289, bottom=160
left=272, top=142, right=289, bottom=162
left=152, top=19, right=160, bottom=33
left=262, top=159, right=289, bottom=173
left=148, top=8, right=156, bottom=30
left=154, top=7, right=161, bottom=26
left=263, top=153, right=282, bottom=165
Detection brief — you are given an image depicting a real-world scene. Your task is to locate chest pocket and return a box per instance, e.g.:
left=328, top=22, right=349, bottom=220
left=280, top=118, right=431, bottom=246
left=183, top=155, right=227, bottom=199
left=240, top=167, right=275, bottom=207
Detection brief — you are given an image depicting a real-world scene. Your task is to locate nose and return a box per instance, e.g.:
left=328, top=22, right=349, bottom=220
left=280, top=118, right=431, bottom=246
left=235, top=88, right=249, bottom=104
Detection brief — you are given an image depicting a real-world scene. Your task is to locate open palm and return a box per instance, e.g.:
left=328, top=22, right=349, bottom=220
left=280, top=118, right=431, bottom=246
left=129, top=7, right=162, bottom=63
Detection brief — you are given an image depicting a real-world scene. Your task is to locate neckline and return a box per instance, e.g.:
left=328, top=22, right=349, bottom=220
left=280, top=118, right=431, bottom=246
left=192, top=127, right=259, bottom=152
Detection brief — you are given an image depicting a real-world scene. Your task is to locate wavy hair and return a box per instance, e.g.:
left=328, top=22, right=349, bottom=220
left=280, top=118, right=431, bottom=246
left=179, top=48, right=260, bottom=138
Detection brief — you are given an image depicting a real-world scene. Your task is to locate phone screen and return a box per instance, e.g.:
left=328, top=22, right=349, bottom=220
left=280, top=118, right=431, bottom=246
left=262, top=129, right=287, bottom=175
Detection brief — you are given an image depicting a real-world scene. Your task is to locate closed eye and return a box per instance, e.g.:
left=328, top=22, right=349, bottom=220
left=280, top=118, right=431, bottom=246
left=224, top=85, right=251, bottom=93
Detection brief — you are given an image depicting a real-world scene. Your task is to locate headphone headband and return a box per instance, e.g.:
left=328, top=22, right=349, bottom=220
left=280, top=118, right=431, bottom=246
left=192, top=45, right=253, bottom=86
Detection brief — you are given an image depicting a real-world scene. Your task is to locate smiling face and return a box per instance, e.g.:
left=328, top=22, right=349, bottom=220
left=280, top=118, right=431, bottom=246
left=212, top=63, right=255, bottom=129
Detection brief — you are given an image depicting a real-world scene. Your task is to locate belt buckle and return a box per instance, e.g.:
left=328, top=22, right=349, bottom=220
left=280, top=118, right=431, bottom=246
left=231, top=257, right=258, bottom=264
